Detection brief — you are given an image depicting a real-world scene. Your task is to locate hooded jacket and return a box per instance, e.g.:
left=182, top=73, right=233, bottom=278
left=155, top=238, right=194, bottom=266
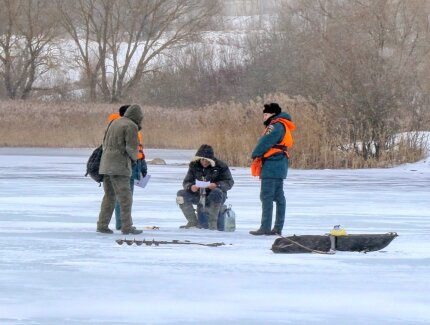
left=99, top=104, right=143, bottom=177
left=107, top=112, right=145, bottom=160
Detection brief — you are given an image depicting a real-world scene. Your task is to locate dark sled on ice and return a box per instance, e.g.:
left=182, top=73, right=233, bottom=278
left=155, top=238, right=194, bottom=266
left=271, top=233, right=398, bottom=254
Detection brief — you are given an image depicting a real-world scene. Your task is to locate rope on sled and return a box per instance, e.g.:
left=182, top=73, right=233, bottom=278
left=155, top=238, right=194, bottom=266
left=278, top=235, right=336, bottom=255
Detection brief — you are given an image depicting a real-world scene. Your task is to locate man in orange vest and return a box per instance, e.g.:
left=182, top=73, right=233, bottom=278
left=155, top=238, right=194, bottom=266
left=249, top=103, right=295, bottom=236
left=107, top=105, right=147, bottom=231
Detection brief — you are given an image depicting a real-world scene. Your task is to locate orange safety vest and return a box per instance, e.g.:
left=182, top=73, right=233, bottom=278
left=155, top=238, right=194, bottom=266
left=137, top=132, right=144, bottom=160
left=107, top=113, right=145, bottom=160
left=263, top=117, right=296, bottom=159
left=107, top=112, right=120, bottom=122
left=251, top=117, right=295, bottom=177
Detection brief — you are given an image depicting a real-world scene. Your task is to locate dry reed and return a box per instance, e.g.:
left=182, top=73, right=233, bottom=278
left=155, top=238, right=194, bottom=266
left=0, top=96, right=426, bottom=168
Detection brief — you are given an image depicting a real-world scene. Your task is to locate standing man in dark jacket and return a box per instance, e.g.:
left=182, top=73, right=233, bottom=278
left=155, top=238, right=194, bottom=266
left=96, top=104, right=143, bottom=235
left=107, top=105, right=148, bottom=231
left=250, top=103, right=296, bottom=236
left=177, top=144, right=234, bottom=230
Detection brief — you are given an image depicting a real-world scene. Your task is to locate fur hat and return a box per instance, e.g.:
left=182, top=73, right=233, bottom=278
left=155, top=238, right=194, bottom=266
left=119, top=105, right=130, bottom=117
left=263, top=103, right=282, bottom=115
left=191, top=144, right=216, bottom=167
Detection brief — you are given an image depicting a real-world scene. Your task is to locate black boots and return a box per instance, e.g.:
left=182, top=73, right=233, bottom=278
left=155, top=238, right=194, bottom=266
left=270, top=228, right=282, bottom=236
left=121, top=227, right=143, bottom=235
left=97, top=227, right=114, bottom=234
left=179, top=222, right=198, bottom=229
left=249, top=228, right=271, bottom=236
left=249, top=228, right=282, bottom=236
left=97, top=227, right=143, bottom=235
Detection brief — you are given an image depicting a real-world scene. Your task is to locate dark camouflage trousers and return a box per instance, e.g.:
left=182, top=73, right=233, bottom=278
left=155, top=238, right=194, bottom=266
left=177, top=188, right=226, bottom=227
left=97, top=175, right=133, bottom=231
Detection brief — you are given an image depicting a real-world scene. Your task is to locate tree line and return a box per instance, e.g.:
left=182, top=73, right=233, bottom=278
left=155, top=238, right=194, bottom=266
left=1, top=0, right=429, bottom=165
left=0, top=0, right=220, bottom=102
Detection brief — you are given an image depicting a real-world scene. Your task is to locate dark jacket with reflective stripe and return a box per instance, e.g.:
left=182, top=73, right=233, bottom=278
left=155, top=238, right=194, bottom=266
left=251, top=112, right=291, bottom=179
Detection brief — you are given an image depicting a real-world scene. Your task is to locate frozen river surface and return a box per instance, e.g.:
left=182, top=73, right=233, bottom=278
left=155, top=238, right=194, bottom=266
left=0, top=148, right=429, bottom=324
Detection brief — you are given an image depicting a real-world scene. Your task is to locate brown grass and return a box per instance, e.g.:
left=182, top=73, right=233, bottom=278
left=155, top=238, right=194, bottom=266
left=0, top=96, right=427, bottom=168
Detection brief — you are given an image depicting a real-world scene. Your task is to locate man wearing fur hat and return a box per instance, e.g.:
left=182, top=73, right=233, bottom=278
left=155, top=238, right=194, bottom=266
left=177, top=144, right=234, bottom=230
left=249, top=103, right=296, bottom=236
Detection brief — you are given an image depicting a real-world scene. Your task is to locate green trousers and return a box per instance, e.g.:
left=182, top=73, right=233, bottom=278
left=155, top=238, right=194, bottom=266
left=97, top=175, right=134, bottom=231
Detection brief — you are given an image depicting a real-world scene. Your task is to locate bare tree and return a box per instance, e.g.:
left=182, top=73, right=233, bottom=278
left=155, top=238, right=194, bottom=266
left=0, top=0, right=59, bottom=99
left=58, top=0, right=220, bottom=102
left=283, top=0, right=430, bottom=160
left=57, top=0, right=109, bottom=102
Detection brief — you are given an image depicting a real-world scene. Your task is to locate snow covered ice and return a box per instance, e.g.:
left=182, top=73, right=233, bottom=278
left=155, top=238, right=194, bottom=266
left=0, top=148, right=429, bottom=324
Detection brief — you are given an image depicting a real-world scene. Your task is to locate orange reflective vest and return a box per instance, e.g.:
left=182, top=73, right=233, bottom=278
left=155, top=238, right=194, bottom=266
left=251, top=117, right=295, bottom=177
left=262, top=117, right=296, bottom=159
left=107, top=112, right=120, bottom=122
left=107, top=113, right=145, bottom=160
left=137, top=132, right=144, bottom=160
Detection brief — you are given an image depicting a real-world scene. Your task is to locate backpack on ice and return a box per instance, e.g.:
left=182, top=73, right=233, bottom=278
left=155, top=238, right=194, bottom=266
left=85, top=145, right=104, bottom=184
left=85, top=121, right=113, bottom=185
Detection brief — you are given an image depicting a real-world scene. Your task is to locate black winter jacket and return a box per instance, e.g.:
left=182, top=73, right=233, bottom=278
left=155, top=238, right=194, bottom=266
left=182, top=159, right=234, bottom=194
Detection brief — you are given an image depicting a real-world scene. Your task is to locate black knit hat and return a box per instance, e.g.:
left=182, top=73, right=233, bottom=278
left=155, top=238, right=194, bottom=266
left=195, top=144, right=214, bottom=160
left=263, top=103, right=282, bottom=115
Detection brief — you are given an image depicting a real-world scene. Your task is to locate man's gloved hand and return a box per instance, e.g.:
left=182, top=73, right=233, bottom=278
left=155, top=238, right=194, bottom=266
left=140, top=159, right=147, bottom=178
